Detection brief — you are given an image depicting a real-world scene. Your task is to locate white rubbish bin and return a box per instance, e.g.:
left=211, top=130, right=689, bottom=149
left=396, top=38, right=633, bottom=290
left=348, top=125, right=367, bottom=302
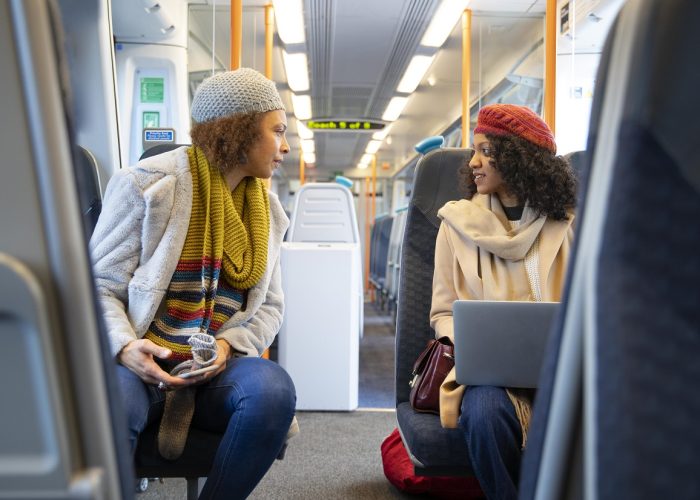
left=278, top=183, right=362, bottom=410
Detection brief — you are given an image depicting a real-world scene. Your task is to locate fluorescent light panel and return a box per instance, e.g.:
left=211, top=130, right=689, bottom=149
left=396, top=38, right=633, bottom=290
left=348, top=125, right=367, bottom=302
left=382, top=96, right=409, bottom=122
left=357, top=163, right=369, bottom=170
left=291, top=94, right=312, bottom=120
left=282, top=51, right=310, bottom=92
left=365, top=140, right=382, bottom=155
left=304, top=152, right=316, bottom=164
left=272, top=0, right=305, bottom=44
left=296, top=120, right=313, bottom=139
left=421, top=0, right=470, bottom=48
left=360, top=153, right=374, bottom=165
left=301, top=139, right=315, bottom=154
left=397, top=55, right=435, bottom=93
left=372, top=125, right=391, bottom=141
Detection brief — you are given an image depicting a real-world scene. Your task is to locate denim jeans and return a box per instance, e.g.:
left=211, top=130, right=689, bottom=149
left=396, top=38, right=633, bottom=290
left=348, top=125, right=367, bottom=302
left=117, top=357, right=296, bottom=499
left=459, top=386, right=523, bottom=500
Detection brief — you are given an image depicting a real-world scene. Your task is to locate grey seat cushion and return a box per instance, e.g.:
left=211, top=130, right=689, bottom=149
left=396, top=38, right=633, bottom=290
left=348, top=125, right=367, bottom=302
left=396, top=402, right=472, bottom=475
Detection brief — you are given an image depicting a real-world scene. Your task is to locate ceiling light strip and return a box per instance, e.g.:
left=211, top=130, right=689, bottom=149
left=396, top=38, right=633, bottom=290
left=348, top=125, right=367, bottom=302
left=396, top=54, right=436, bottom=93
left=282, top=51, right=310, bottom=92
left=271, top=0, right=305, bottom=44
left=421, top=0, right=470, bottom=48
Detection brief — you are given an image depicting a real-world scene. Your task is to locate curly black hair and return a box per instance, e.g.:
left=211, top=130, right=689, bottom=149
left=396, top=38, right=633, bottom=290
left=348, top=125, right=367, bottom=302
left=189, top=112, right=262, bottom=175
left=458, top=134, right=577, bottom=220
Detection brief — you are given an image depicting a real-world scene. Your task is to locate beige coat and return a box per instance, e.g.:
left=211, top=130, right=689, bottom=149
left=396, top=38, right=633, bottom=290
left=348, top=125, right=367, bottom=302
left=430, top=194, right=574, bottom=440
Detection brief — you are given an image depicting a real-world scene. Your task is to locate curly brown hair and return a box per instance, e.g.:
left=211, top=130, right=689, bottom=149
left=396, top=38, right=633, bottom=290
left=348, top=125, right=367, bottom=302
left=189, top=112, right=262, bottom=174
left=458, top=134, right=577, bottom=220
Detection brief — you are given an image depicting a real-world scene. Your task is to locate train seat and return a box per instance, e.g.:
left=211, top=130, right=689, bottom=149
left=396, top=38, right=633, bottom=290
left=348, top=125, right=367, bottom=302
left=521, top=1, right=700, bottom=498
left=370, top=215, right=394, bottom=303
left=369, top=214, right=388, bottom=292
left=74, top=145, right=103, bottom=238
left=368, top=215, right=381, bottom=288
left=394, top=147, right=472, bottom=476
left=563, top=150, right=587, bottom=180
left=140, top=143, right=189, bottom=160
left=385, top=208, right=408, bottom=307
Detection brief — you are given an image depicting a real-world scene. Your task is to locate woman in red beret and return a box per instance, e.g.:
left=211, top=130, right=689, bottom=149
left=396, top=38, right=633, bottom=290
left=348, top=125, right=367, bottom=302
left=430, top=104, right=577, bottom=499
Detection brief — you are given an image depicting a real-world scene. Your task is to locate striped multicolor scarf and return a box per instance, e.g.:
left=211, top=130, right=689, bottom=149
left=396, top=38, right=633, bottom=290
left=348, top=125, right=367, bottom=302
left=144, top=146, right=270, bottom=363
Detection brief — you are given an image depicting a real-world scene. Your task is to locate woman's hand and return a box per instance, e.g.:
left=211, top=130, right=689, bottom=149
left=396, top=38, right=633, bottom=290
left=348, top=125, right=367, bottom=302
left=117, top=339, right=193, bottom=390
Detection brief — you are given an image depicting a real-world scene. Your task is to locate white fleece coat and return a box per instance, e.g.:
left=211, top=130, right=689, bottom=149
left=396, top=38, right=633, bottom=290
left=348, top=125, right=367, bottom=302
left=90, top=146, right=289, bottom=358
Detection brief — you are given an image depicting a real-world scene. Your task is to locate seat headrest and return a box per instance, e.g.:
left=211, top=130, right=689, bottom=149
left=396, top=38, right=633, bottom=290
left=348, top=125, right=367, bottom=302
left=639, top=2, right=700, bottom=194
left=140, top=143, right=190, bottom=161
left=564, top=150, right=588, bottom=179
left=411, top=148, right=470, bottom=228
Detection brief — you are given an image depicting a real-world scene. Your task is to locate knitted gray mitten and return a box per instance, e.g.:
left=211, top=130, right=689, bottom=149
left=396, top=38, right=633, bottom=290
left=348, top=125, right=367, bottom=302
left=157, top=333, right=218, bottom=460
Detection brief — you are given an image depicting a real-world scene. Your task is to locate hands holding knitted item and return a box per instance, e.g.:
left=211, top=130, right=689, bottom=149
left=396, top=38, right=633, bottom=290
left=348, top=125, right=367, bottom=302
left=158, top=333, right=226, bottom=460
left=167, top=333, right=221, bottom=380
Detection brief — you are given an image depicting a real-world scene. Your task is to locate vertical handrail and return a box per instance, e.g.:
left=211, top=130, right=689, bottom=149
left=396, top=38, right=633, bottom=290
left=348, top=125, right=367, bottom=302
left=263, top=4, right=274, bottom=192
left=544, top=0, right=557, bottom=132
left=461, top=9, right=472, bottom=147
left=371, top=155, right=377, bottom=224
left=230, top=0, right=242, bottom=69
left=299, top=152, right=305, bottom=185
left=264, top=4, right=273, bottom=78
left=364, top=177, right=371, bottom=295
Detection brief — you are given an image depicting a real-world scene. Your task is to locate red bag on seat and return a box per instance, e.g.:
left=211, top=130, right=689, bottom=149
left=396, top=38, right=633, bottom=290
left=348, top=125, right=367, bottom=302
left=380, top=428, right=484, bottom=499
left=409, top=337, right=454, bottom=414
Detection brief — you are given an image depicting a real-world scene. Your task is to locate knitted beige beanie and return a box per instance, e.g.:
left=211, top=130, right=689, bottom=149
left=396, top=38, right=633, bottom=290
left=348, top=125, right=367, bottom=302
left=190, top=68, right=285, bottom=123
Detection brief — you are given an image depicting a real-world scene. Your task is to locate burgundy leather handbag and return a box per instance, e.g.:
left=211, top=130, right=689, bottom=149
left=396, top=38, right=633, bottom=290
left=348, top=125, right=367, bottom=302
left=409, top=337, right=455, bottom=414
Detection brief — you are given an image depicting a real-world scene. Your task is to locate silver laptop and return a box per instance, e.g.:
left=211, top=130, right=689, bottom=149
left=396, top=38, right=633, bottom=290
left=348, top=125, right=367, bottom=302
left=453, top=300, right=559, bottom=388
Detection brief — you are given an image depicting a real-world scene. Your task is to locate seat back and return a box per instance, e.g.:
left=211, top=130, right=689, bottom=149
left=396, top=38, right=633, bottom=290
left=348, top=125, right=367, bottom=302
left=591, top=1, right=700, bottom=496
left=287, top=183, right=360, bottom=243
left=521, top=1, right=700, bottom=498
left=564, top=150, right=587, bottom=180
left=140, top=143, right=189, bottom=161
left=74, top=145, right=103, bottom=238
left=395, top=148, right=469, bottom=404
left=369, top=214, right=386, bottom=286
left=371, top=215, right=393, bottom=291
left=0, top=3, right=132, bottom=497
left=385, top=209, right=408, bottom=301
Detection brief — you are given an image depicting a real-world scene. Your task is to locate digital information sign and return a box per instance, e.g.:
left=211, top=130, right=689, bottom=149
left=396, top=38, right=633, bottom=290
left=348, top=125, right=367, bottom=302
left=306, top=120, right=386, bottom=131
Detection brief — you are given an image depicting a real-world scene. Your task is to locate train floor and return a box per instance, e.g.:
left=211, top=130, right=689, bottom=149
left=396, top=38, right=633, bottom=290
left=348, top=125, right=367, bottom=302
left=137, top=301, right=411, bottom=499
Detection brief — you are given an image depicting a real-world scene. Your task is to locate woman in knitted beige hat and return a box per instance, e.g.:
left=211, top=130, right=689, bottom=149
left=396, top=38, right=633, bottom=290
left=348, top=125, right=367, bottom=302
left=90, top=67, right=295, bottom=499
left=430, top=104, right=577, bottom=499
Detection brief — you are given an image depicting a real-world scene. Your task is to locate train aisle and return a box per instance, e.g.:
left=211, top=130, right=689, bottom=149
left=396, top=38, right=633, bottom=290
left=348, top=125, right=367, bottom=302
left=359, top=302, right=396, bottom=409
left=138, top=302, right=405, bottom=498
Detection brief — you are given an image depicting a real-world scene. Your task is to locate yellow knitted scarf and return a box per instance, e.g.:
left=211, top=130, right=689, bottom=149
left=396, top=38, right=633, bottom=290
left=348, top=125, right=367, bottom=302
left=188, top=145, right=270, bottom=289
left=144, top=146, right=269, bottom=361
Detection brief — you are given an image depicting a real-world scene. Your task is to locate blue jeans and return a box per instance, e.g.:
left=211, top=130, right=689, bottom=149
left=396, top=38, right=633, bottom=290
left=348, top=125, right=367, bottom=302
left=459, top=386, right=523, bottom=500
left=117, top=357, right=296, bottom=499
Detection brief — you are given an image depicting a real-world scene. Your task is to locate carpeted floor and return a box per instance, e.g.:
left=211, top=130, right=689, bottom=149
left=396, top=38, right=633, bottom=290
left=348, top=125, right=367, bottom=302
left=137, top=410, right=413, bottom=499
left=359, top=303, right=396, bottom=408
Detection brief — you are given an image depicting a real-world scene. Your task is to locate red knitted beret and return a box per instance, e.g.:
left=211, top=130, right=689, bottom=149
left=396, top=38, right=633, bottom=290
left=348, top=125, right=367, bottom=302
left=473, top=104, right=556, bottom=154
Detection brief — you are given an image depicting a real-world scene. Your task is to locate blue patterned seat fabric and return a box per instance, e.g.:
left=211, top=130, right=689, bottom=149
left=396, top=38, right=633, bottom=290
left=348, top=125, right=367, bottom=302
left=394, top=147, right=473, bottom=475
left=521, top=1, right=700, bottom=498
